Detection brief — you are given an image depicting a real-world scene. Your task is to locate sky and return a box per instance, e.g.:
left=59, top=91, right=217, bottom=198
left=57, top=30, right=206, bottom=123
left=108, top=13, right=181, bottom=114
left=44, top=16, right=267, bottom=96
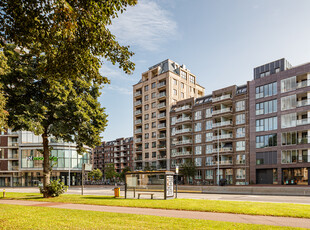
left=99, top=0, right=310, bottom=142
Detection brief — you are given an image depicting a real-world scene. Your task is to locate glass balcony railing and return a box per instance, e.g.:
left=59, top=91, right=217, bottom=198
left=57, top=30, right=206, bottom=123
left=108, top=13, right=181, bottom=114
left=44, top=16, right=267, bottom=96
left=213, top=94, right=231, bottom=102
left=134, top=91, right=142, bottom=97
left=297, top=99, right=310, bottom=107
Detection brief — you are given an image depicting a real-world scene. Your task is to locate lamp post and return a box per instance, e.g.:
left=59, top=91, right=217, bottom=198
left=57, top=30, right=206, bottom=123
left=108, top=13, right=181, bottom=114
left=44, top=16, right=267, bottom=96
left=175, top=165, right=179, bottom=198
left=217, top=127, right=220, bottom=186
left=68, top=142, right=71, bottom=188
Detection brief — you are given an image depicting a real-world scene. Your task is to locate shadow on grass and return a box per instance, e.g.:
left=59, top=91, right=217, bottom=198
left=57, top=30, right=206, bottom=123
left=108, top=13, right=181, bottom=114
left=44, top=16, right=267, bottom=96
left=82, top=196, right=117, bottom=200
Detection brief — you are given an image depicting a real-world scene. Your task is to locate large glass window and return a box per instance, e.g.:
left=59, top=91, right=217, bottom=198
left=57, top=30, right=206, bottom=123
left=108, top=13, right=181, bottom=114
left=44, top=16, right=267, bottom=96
left=281, top=150, right=298, bottom=163
left=256, top=134, right=277, bottom=148
left=236, top=114, right=245, bottom=125
left=206, top=144, right=213, bottom=154
left=255, top=117, right=277, bottom=131
left=194, top=111, right=202, bottom=120
left=256, top=99, right=277, bottom=115
left=256, top=151, right=277, bottom=165
left=281, top=95, right=296, bottom=111
left=205, top=132, right=213, bottom=142
left=281, top=132, right=297, bottom=145
left=236, top=100, right=245, bottom=112
left=205, top=169, right=213, bottom=179
left=236, top=127, right=245, bottom=138
left=206, top=156, right=213, bottom=166
left=195, top=134, right=201, bottom=143
left=236, top=141, right=245, bottom=151
left=281, top=113, right=296, bottom=128
left=194, top=122, right=202, bottom=132
left=205, top=108, right=212, bottom=117
left=206, top=120, right=212, bottom=130
left=236, top=169, right=245, bottom=179
left=256, top=82, right=277, bottom=99
left=195, top=158, right=202, bottom=166
left=281, top=76, right=296, bottom=93
left=195, top=146, right=202, bottom=155
left=236, top=154, right=245, bottom=164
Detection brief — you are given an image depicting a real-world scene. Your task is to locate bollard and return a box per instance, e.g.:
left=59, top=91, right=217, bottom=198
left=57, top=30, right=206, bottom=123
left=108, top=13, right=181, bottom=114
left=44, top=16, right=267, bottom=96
left=3, top=189, right=5, bottom=198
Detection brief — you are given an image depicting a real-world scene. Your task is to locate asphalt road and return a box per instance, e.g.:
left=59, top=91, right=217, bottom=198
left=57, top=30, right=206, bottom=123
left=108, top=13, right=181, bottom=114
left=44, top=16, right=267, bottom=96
left=2, top=186, right=310, bottom=205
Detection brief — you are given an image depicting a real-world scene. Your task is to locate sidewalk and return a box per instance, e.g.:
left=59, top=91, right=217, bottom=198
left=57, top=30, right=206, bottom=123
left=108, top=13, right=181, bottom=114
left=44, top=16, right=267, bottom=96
left=0, top=199, right=310, bottom=228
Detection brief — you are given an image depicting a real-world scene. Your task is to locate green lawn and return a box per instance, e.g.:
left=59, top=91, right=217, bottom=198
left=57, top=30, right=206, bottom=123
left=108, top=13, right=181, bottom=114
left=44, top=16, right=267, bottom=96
left=0, top=204, right=303, bottom=230
left=2, top=192, right=310, bottom=219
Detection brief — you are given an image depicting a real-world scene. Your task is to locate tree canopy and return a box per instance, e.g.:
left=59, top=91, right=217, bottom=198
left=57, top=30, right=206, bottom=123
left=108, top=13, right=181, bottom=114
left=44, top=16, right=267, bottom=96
left=88, top=169, right=103, bottom=181
left=0, top=46, right=9, bottom=130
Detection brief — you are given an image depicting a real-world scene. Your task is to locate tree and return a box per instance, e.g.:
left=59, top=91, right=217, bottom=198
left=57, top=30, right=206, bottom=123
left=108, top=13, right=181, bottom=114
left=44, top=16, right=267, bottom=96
left=104, top=163, right=116, bottom=181
left=0, top=1, right=136, bottom=197
left=88, top=169, right=103, bottom=181
left=0, top=47, right=8, bottom=130
left=119, top=166, right=131, bottom=182
left=180, top=160, right=197, bottom=184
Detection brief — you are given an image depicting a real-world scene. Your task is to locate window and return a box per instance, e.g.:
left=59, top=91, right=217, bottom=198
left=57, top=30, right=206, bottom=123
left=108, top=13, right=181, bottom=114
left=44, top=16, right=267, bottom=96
left=281, top=150, right=298, bottom=164
left=281, top=76, right=296, bottom=93
left=144, top=85, right=149, bottom=91
left=181, top=83, right=184, bottom=88
left=256, top=134, right=277, bottom=148
left=151, top=82, right=156, bottom=89
left=236, top=100, right=245, bottom=111
left=145, top=143, right=149, bottom=149
left=205, top=169, right=213, bottom=179
left=181, top=70, right=187, bottom=80
left=145, top=133, right=149, bottom=139
left=145, top=95, right=149, bottom=101
left=236, top=154, right=245, bottom=164
left=144, top=114, right=149, bottom=120
left=205, top=108, right=212, bottom=117
left=151, top=102, right=156, bottom=108
left=195, top=170, right=202, bottom=179
left=152, top=152, right=156, bottom=158
left=256, top=151, right=277, bottom=165
left=206, top=120, right=212, bottom=130
left=236, top=141, right=245, bottom=151
left=173, top=89, right=177, bottom=95
left=181, top=92, right=184, bottom=98
left=151, top=112, right=156, bottom=118
left=195, top=134, right=201, bottom=143
left=152, top=122, right=156, bottom=128
left=152, top=142, right=156, bottom=148
left=195, top=158, right=202, bottom=166
left=236, top=114, right=245, bottom=125
left=144, top=104, right=149, bottom=111
left=236, top=127, right=245, bottom=138
left=144, top=123, right=149, bottom=130
left=256, top=99, right=277, bottom=115
left=194, top=122, right=202, bottom=132
left=145, top=153, right=149, bottom=159
left=171, top=117, right=176, bottom=125
left=195, top=146, right=202, bottom=155
left=189, top=75, right=195, bottom=84
left=255, top=82, right=277, bottom=99
left=194, top=111, right=202, bottom=120
left=206, top=132, right=213, bottom=142
left=173, top=79, right=177, bottom=85
left=206, top=156, right=213, bottom=166
left=236, top=169, right=245, bottom=179
left=255, top=117, right=277, bottom=131
left=281, top=95, right=296, bottom=111
left=151, top=92, right=156, bottom=98
left=281, top=113, right=296, bottom=128
left=206, top=144, right=213, bottom=154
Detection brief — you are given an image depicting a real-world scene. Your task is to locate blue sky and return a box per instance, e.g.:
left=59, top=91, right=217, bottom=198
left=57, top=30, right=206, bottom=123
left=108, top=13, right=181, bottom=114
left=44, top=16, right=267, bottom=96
left=99, top=0, right=310, bottom=141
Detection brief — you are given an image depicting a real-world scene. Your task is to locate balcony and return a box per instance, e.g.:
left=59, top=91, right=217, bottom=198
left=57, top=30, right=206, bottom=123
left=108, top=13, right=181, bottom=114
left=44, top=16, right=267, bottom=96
left=135, top=156, right=142, bottom=161
left=134, top=129, right=142, bottom=134
left=158, top=123, right=166, bottom=129
left=134, top=91, right=142, bottom=97
left=134, top=101, right=142, bottom=106
left=172, top=139, right=192, bottom=146
left=213, top=94, right=231, bottom=102
left=297, top=118, right=310, bottom=126
left=212, top=121, right=232, bottom=128
left=8, top=154, right=18, bottom=159
left=8, top=166, right=19, bottom=171
left=157, top=154, right=167, bottom=159
left=175, top=128, right=192, bottom=134
left=297, top=99, right=310, bottom=107
left=157, top=92, right=166, bottom=98
left=157, top=82, right=166, bottom=88
left=212, top=134, right=233, bottom=140
left=212, top=107, right=232, bottom=115
left=212, top=147, right=233, bottom=153
left=135, top=110, right=142, bottom=115
left=213, top=160, right=233, bottom=165
left=175, top=105, right=191, bottom=112
left=298, top=137, right=309, bottom=144
left=158, top=133, right=166, bottom=139
left=171, top=151, right=191, bottom=157
left=135, top=119, right=142, bottom=125
left=158, top=144, right=166, bottom=149
left=158, top=113, right=166, bottom=119
left=297, top=80, right=309, bottom=89
left=158, top=102, right=166, bottom=109
left=135, top=138, right=142, bottom=143
left=8, top=142, right=19, bottom=147
left=176, top=117, right=191, bottom=123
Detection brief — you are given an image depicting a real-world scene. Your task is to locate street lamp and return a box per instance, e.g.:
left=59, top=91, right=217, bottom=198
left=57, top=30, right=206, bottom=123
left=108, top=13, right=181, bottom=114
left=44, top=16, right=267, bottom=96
left=175, top=165, right=179, bottom=198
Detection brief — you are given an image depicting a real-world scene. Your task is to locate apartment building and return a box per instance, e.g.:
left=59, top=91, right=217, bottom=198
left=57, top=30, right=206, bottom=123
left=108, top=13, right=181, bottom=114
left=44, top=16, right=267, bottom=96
left=170, top=84, right=249, bottom=185
left=0, top=130, right=91, bottom=187
left=94, top=137, right=133, bottom=175
left=249, top=58, right=310, bottom=185
left=133, top=59, right=204, bottom=171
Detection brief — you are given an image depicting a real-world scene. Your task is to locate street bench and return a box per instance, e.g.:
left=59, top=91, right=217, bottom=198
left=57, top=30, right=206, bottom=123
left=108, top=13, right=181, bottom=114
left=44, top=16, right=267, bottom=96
left=137, top=192, right=154, bottom=199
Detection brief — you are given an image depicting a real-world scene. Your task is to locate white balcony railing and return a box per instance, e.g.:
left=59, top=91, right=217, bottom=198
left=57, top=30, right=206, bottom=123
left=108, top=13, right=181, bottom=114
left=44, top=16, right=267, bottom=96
left=171, top=151, right=191, bottom=157
left=135, top=129, right=142, bottom=134
left=176, top=117, right=191, bottom=123
left=158, top=123, right=166, bottom=129
left=175, top=128, right=192, bottom=134
left=157, top=92, right=166, bottom=98
left=212, top=107, right=232, bottom=115
left=158, top=103, right=166, bottom=109
left=297, top=118, right=310, bottom=126
left=135, top=119, right=142, bottom=125
left=297, top=99, right=310, bottom=107
left=212, top=121, right=232, bottom=128
left=175, top=105, right=191, bottom=112
left=296, top=80, right=309, bottom=89
left=134, top=91, right=142, bottom=97
left=158, top=113, right=166, bottom=119
left=157, top=82, right=166, bottom=88
left=212, top=147, right=233, bottom=153
left=172, top=139, right=192, bottom=145
left=135, top=110, right=142, bottom=115
left=134, top=101, right=142, bottom=106
left=212, top=134, right=233, bottom=140
left=213, top=94, right=231, bottom=102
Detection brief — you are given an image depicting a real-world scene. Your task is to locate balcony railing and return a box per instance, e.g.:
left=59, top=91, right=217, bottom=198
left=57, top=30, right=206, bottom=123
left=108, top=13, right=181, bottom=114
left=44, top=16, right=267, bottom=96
left=158, top=123, right=166, bottom=129
left=213, top=94, right=231, bottom=102
left=212, top=134, right=233, bottom=140
left=297, top=99, right=310, bottom=107
left=158, top=133, right=166, bottom=139
left=297, top=80, right=309, bottom=89
left=255, top=109, right=264, bottom=115
left=157, top=155, right=167, bottom=159
left=158, top=103, right=166, bottom=109
left=171, top=151, right=191, bottom=157
left=134, top=101, right=142, bottom=106
left=8, top=166, right=19, bottom=171
left=135, top=138, right=142, bottom=143
left=134, top=129, right=142, bottom=134
left=135, top=119, right=142, bottom=125
left=157, top=82, right=166, bottom=88
left=176, top=117, right=191, bottom=123
left=175, top=128, right=192, bottom=134
left=175, top=105, right=191, bottom=112
left=298, top=137, right=309, bottom=144
left=9, top=142, right=19, bottom=147
left=172, top=139, right=192, bottom=145
left=157, top=92, right=166, bottom=98
left=8, top=154, right=18, bottom=159
left=297, top=118, right=310, bottom=126
left=134, top=91, right=142, bottom=97
left=135, top=110, right=142, bottom=115
left=212, top=121, right=232, bottom=128
left=212, top=147, right=233, bottom=153
left=158, top=113, right=166, bottom=119
left=158, top=144, right=166, bottom=149
left=212, top=107, right=232, bottom=115
left=135, top=157, right=142, bottom=161
left=213, top=160, right=233, bottom=165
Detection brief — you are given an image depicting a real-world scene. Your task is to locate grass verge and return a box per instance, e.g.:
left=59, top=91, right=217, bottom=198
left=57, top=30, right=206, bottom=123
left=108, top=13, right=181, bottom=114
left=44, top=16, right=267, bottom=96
left=1, top=192, right=310, bottom=219
left=0, top=204, right=302, bottom=230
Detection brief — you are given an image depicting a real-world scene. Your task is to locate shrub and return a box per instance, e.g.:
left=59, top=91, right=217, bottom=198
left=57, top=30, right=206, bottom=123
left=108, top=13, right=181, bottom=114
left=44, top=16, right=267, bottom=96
left=39, top=179, right=68, bottom=197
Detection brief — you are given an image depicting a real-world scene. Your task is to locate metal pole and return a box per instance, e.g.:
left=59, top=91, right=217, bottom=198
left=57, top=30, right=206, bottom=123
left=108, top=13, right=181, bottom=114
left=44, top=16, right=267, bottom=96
left=217, top=127, right=220, bottom=186
left=69, top=142, right=71, bottom=188
left=176, top=166, right=179, bottom=198
left=82, top=163, right=84, bottom=195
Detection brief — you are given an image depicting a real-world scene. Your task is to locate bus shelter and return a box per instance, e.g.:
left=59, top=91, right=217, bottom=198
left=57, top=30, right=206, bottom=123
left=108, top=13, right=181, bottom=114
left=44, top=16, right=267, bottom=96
left=125, top=171, right=175, bottom=200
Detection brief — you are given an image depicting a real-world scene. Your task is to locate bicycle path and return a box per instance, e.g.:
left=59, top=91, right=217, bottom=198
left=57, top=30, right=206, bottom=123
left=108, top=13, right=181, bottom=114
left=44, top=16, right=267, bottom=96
left=0, top=199, right=309, bottom=228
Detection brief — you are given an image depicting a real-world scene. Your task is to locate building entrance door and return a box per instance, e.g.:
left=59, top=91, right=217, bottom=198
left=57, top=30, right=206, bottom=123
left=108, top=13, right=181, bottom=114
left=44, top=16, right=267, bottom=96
left=256, top=169, right=273, bottom=184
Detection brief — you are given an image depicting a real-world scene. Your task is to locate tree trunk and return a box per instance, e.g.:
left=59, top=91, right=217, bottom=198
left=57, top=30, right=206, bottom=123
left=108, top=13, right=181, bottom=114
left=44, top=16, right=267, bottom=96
left=42, top=132, right=50, bottom=198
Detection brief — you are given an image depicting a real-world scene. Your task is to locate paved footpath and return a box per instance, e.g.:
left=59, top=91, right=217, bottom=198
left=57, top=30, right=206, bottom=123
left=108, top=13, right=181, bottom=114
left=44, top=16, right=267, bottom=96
left=1, top=199, right=310, bottom=228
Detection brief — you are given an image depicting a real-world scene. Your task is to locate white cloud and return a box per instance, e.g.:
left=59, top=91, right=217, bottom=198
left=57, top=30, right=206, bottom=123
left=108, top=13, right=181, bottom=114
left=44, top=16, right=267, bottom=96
left=110, top=0, right=177, bottom=51
left=99, top=64, right=136, bottom=82
left=102, top=85, right=132, bottom=95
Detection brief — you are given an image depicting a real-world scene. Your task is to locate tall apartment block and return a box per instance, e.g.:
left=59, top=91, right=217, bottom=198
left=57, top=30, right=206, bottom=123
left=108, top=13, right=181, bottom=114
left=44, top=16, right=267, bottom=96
left=170, top=84, right=249, bottom=185
left=133, top=59, right=204, bottom=171
left=0, top=130, right=91, bottom=187
left=93, top=137, right=133, bottom=175
left=249, top=58, right=310, bottom=185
